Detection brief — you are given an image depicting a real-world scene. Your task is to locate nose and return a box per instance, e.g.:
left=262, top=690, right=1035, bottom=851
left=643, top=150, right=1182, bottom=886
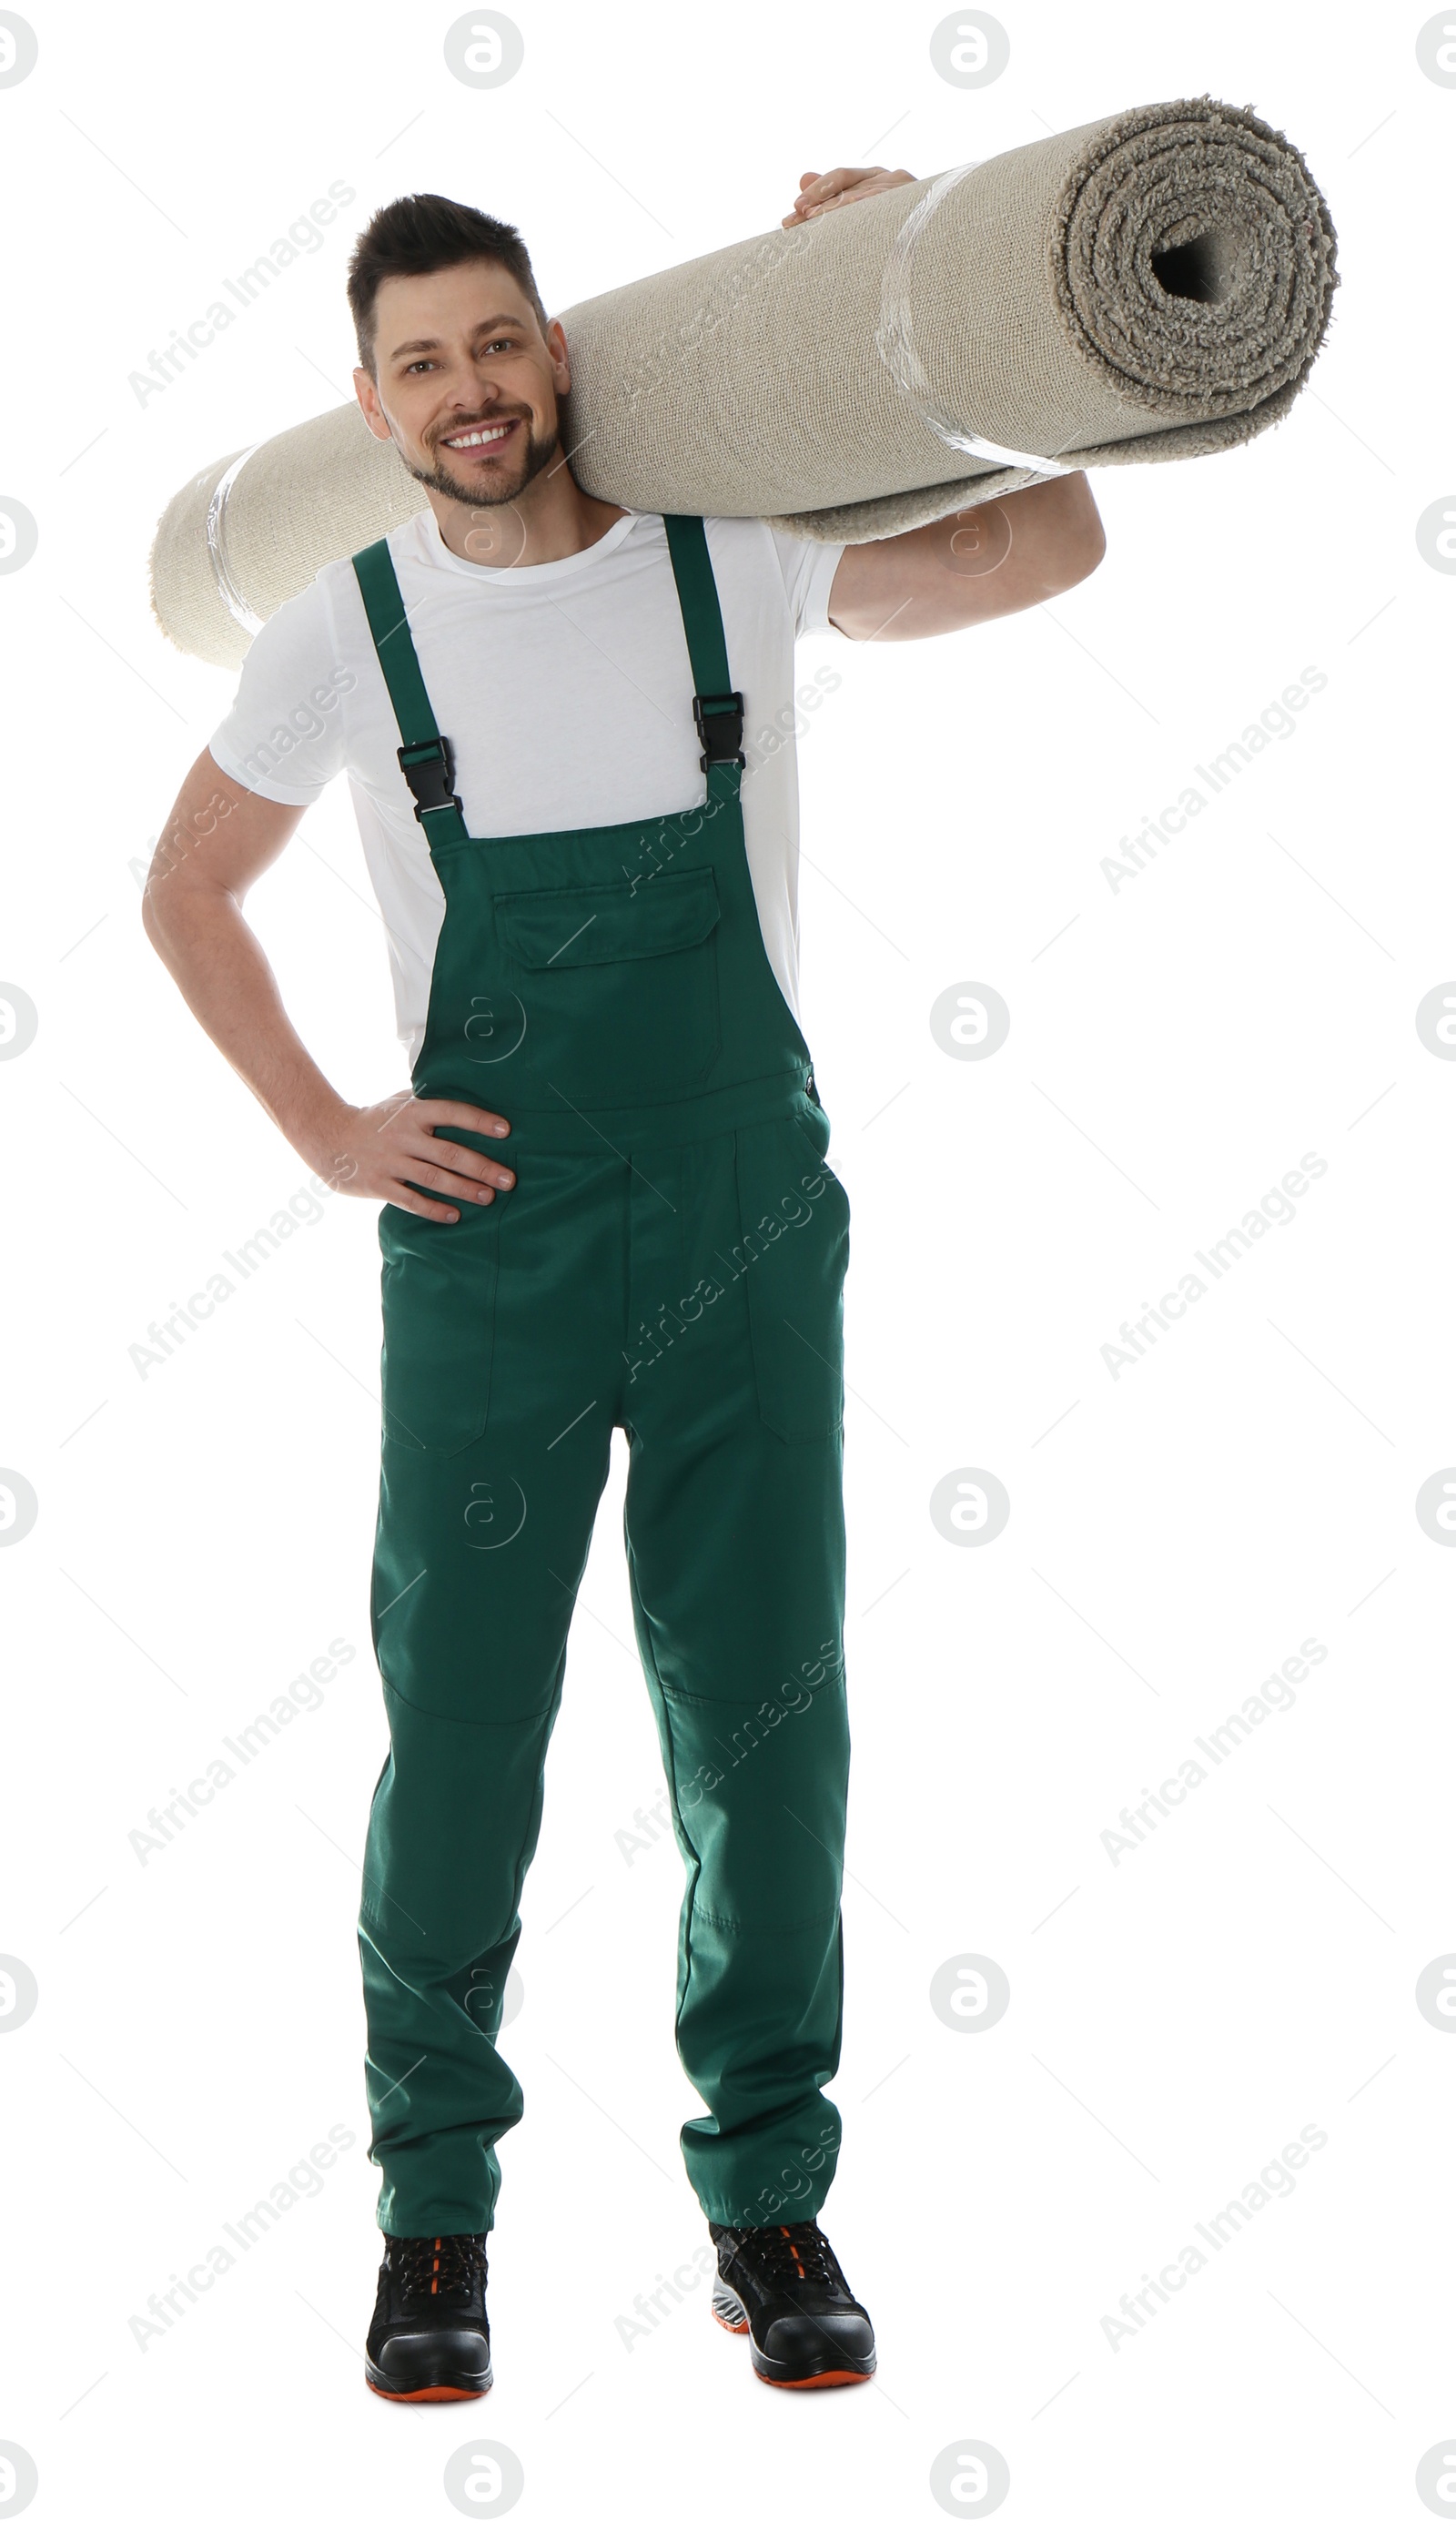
left=437, top=359, right=499, bottom=410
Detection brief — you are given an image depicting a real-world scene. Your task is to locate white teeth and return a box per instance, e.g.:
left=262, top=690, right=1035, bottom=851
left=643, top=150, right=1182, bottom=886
left=445, top=423, right=512, bottom=449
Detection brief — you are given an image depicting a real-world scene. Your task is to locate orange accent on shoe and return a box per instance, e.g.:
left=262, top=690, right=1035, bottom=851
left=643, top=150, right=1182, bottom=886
left=430, top=2235, right=441, bottom=2295
left=366, top=2380, right=487, bottom=2403
left=712, top=2304, right=750, bottom=2335
left=759, top=2369, right=872, bottom=2390
left=778, top=2224, right=806, bottom=2280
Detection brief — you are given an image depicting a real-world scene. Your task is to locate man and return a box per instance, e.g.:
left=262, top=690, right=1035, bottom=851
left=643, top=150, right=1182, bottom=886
left=144, top=172, right=1104, bottom=2402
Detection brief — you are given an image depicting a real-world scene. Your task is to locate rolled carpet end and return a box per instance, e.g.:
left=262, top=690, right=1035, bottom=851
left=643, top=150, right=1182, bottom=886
left=149, top=408, right=420, bottom=669
left=772, top=93, right=1340, bottom=541
left=1046, top=95, right=1338, bottom=447
left=149, top=446, right=250, bottom=669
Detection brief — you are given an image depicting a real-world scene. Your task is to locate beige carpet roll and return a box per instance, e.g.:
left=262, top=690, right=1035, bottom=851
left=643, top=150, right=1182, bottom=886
left=151, top=93, right=1337, bottom=667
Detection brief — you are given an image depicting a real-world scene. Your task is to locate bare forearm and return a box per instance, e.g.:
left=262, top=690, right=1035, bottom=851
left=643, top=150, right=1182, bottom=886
left=143, top=879, right=350, bottom=1175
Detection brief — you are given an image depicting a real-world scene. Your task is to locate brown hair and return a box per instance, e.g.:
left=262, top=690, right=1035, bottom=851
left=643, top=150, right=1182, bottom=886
left=347, top=194, right=549, bottom=372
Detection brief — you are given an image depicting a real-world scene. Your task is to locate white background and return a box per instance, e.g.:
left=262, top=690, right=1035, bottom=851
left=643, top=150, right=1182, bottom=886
left=2, top=3, right=1453, bottom=2523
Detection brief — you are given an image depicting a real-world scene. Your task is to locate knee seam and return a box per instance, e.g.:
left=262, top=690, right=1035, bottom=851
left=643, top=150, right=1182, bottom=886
left=690, top=1901, right=843, bottom=1934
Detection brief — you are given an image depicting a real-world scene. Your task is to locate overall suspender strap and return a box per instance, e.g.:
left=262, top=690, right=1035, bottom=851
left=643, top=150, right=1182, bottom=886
left=351, top=540, right=471, bottom=850
left=662, top=515, right=747, bottom=791
left=352, top=518, right=742, bottom=843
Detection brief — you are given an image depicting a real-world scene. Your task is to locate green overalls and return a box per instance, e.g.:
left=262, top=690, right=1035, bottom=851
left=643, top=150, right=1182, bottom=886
left=351, top=515, right=851, bottom=2238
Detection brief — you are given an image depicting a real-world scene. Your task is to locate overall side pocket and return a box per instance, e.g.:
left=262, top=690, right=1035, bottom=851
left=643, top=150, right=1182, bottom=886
left=379, top=1202, right=500, bottom=1454
left=734, top=1114, right=849, bottom=1442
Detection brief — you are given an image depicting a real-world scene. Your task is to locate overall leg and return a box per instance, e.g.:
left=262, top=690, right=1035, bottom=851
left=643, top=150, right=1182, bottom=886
left=359, top=1151, right=623, bottom=2236
left=360, top=1681, right=571, bottom=2238
left=622, top=1113, right=852, bottom=2229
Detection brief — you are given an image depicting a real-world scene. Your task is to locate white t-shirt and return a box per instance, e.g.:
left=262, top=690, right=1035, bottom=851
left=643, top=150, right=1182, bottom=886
left=209, top=505, right=848, bottom=1062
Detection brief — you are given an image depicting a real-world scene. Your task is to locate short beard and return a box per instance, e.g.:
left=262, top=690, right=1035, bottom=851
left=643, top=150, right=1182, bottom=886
left=405, top=422, right=561, bottom=510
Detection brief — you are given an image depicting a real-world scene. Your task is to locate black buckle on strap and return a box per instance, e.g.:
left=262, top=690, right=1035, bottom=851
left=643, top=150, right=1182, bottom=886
left=693, top=690, right=746, bottom=774
left=398, top=735, right=462, bottom=823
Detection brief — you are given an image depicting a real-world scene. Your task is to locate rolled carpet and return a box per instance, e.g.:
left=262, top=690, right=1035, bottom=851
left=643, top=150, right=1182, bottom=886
left=150, top=93, right=1337, bottom=666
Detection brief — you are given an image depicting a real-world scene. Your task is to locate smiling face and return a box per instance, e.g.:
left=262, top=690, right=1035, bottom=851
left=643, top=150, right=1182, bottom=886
left=354, top=259, right=570, bottom=509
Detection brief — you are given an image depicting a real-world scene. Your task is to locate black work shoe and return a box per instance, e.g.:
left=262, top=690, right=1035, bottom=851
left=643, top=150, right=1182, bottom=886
left=364, top=2231, right=492, bottom=2402
left=709, top=2218, right=876, bottom=2387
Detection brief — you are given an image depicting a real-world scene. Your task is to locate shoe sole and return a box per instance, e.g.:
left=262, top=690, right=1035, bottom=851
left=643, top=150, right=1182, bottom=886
left=365, top=2358, right=492, bottom=2403
left=711, top=2279, right=875, bottom=2389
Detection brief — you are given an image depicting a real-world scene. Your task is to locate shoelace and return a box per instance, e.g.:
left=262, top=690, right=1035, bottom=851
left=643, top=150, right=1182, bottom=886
left=732, top=2221, right=845, bottom=2293
left=391, top=2232, right=487, bottom=2305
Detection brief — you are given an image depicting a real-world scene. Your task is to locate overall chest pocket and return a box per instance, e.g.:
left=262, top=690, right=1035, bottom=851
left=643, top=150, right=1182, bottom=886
left=493, top=865, right=721, bottom=1105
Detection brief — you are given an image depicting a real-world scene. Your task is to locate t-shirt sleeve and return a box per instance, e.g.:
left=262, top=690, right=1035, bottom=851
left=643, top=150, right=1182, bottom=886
left=207, top=574, right=354, bottom=805
left=763, top=524, right=850, bottom=642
